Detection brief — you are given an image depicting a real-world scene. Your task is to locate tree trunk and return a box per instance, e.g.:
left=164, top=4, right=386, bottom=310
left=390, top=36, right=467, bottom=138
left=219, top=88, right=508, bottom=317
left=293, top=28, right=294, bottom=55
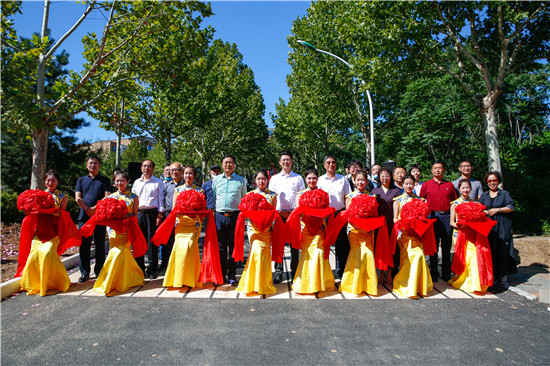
left=31, top=128, right=48, bottom=189
left=201, top=159, right=208, bottom=184
left=482, top=95, right=502, bottom=174
left=31, top=0, right=50, bottom=189
left=164, top=136, right=172, bottom=164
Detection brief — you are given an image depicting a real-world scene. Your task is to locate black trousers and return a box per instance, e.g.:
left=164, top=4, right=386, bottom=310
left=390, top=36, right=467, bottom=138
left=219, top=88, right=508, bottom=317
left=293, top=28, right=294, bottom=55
left=430, top=212, right=452, bottom=279
left=215, top=211, right=239, bottom=280
left=334, top=220, right=350, bottom=279
left=78, top=222, right=106, bottom=277
left=136, top=209, right=159, bottom=273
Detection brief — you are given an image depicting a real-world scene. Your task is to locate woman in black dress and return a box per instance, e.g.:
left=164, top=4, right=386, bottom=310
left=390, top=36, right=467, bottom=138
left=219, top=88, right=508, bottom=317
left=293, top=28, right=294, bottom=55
left=478, top=171, right=517, bottom=287
left=371, top=167, right=401, bottom=284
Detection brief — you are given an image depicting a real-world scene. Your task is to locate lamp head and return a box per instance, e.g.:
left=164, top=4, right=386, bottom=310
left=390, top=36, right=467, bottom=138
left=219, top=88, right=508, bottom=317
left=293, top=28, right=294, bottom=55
left=297, top=40, right=317, bottom=51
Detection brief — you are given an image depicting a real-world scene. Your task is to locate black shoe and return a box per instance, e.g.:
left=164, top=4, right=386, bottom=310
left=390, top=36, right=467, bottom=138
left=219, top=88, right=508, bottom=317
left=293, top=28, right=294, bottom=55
left=431, top=272, right=439, bottom=282
left=78, top=274, right=89, bottom=283
left=441, top=274, right=452, bottom=282
left=273, top=272, right=283, bottom=284
left=148, top=271, right=159, bottom=279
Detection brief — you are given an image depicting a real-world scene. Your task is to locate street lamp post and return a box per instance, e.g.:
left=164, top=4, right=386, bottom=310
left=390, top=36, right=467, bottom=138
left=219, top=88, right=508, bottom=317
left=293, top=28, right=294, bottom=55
left=297, top=40, right=375, bottom=167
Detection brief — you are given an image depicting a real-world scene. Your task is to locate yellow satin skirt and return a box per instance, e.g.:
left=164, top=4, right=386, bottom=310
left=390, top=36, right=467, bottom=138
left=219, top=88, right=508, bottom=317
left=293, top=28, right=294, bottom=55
left=292, top=227, right=335, bottom=294
left=340, top=225, right=377, bottom=296
left=94, top=231, right=144, bottom=294
left=393, top=232, right=433, bottom=298
left=237, top=223, right=276, bottom=295
left=448, top=240, right=488, bottom=293
left=163, top=216, right=202, bottom=288
left=20, top=236, right=70, bottom=296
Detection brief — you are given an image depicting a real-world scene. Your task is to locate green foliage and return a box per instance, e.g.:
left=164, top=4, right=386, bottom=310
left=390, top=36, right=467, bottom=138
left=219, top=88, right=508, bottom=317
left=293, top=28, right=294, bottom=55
left=1, top=189, right=23, bottom=224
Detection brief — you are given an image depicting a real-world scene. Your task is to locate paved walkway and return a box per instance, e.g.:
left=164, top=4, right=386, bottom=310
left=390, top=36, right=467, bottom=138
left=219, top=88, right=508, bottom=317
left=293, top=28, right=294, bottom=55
left=33, top=246, right=506, bottom=301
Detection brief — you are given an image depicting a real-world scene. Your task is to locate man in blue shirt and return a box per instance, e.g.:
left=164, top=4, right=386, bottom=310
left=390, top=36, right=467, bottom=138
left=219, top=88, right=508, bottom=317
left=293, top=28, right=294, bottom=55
left=212, top=155, right=246, bottom=285
left=75, top=155, right=112, bottom=283
left=202, top=164, right=222, bottom=210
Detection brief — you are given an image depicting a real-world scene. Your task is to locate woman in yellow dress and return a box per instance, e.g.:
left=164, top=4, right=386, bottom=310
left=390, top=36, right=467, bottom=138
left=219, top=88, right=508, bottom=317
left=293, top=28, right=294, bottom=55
left=290, top=168, right=336, bottom=294
left=340, top=170, right=380, bottom=296
left=235, top=169, right=279, bottom=295
left=93, top=170, right=144, bottom=294
left=19, top=170, right=79, bottom=296
left=392, top=174, right=433, bottom=298
left=448, top=179, right=494, bottom=294
left=163, top=165, right=206, bottom=289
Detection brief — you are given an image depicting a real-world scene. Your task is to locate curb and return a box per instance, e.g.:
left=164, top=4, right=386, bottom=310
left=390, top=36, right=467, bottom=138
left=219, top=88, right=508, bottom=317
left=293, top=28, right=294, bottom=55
left=508, top=285, right=538, bottom=301
left=1, top=249, right=93, bottom=299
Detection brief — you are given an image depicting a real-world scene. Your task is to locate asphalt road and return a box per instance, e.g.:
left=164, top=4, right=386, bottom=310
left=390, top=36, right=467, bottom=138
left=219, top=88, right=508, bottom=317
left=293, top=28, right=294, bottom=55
left=2, top=290, right=549, bottom=365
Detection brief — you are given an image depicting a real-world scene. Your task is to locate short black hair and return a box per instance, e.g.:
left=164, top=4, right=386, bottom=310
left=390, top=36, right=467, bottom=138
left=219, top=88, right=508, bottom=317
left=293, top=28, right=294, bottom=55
left=87, top=155, right=101, bottom=164
left=304, top=167, right=318, bottom=177
left=279, top=151, right=293, bottom=160
left=253, top=168, right=269, bottom=180
left=457, top=178, right=472, bottom=189
left=484, top=171, right=502, bottom=184
left=222, top=154, right=236, bottom=164
left=142, top=159, right=155, bottom=168
left=459, top=159, right=473, bottom=166
left=408, top=163, right=421, bottom=173
left=323, top=154, right=337, bottom=163
left=45, top=169, right=60, bottom=181
left=354, top=169, right=369, bottom=180
left=432, top=161, right=444, bottom=168
left=347, top=159, right=363, bottom=169
left=114, top=169, right=130, bottom=181
left=403, top=173, right=415, bottom=184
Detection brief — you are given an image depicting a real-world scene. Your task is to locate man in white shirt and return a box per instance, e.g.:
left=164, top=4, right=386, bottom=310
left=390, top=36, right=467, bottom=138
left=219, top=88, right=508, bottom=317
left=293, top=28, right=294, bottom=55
left=268, top=151, right=305, bottom=283
left=132, top=159, right=165, bottom=279
left=317, top=154, right=351, bottom=279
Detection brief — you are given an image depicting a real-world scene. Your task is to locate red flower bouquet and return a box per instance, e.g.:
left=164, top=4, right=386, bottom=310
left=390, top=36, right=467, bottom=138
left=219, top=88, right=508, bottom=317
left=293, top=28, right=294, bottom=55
left=347, top=195, right=379, bottom=218
left=239, top=192, right=274, bottom=211
left=455, top=201, right=487, bottom=225
left=17, top=190, right=55, bottom=212
left=400, top=199, right=430, bottom=220
left=299, top=189, right=329, bottom=209
left=96, top=198, right=128, bottom=220
left=175, top=189, right=207, bottom=212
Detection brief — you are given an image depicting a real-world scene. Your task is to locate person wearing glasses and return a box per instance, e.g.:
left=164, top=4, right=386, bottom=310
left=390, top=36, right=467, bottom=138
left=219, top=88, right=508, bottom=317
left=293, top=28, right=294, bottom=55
left=478, top=171, right=517, bottom=288
left=317, top=154, right=351, bottom=279
left=452, top=159, right=483, bottom=200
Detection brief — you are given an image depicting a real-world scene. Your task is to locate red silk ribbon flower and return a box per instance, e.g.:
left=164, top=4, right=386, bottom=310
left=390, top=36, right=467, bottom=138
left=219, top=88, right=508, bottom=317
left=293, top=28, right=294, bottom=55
left=17, top=189, right=55, bottom=212
left=239, top=192, right=274, bottom=211
left=400, top=199, right=430, bottom=220
left=455, top=201, right=487, bottom=225
left=175, top=189, right=207, bottom=212
left=347, top=195, right=379, bottom=218
left=95, top=198, right=128, bottom=220
left=299, top=189, right=330, bottom=209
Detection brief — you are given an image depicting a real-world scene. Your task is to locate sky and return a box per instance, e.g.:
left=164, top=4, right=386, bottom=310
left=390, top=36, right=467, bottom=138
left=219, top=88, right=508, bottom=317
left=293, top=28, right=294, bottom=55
left=13, top=0, right=310, bottom=143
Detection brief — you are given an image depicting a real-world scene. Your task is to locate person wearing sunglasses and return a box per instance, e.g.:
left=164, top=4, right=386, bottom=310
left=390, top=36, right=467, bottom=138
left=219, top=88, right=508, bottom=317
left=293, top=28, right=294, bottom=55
left=478, top=171, right=517, bottom=288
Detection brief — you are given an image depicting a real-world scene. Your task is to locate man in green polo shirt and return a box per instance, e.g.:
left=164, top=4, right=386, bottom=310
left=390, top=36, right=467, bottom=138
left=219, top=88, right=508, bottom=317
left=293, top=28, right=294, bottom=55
left=212, top=154, right=247, bottom=285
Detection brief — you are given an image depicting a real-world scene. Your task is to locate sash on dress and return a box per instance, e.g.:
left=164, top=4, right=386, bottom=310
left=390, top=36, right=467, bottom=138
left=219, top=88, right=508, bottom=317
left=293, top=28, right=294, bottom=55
left=151, top=210, right=222, bottom=285
left=452, top=218, right=497, bottom=287
left=16, top=208, right=81, bottom=277
left=233, top=210, right=285, bottom=263
left=390, top=218, right=438, bottom=256
left=325, top=210, right=391, bottom=268
left=285, top=206, right=336, bottom=254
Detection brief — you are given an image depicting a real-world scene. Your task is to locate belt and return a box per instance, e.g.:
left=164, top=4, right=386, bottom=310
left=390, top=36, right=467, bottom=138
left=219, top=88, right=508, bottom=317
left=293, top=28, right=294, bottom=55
left=217, top=211, right=239, bottom=217
left=138, top=208, right=158, bottom=213
left=434, top=210, right=450, bottom=214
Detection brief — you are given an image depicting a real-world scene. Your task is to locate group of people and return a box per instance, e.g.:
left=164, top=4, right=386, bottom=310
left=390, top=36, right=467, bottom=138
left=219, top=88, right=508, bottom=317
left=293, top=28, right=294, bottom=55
left=17, top=152, right=517, bottom=298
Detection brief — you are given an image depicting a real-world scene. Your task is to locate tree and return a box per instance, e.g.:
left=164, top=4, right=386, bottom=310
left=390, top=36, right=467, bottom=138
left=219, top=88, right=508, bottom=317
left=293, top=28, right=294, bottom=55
left=1, top=0, right=212, bottom=189
left=335, top=1, right=549, bottom=173
left=176, top=40, right=269, bottom=181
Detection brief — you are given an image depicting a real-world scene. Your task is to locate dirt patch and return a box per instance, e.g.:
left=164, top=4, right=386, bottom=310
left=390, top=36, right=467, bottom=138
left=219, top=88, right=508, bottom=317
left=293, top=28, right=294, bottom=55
left=1, top=223, right=78, bottom=283
left=514, top=235, right=550, bottom=268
